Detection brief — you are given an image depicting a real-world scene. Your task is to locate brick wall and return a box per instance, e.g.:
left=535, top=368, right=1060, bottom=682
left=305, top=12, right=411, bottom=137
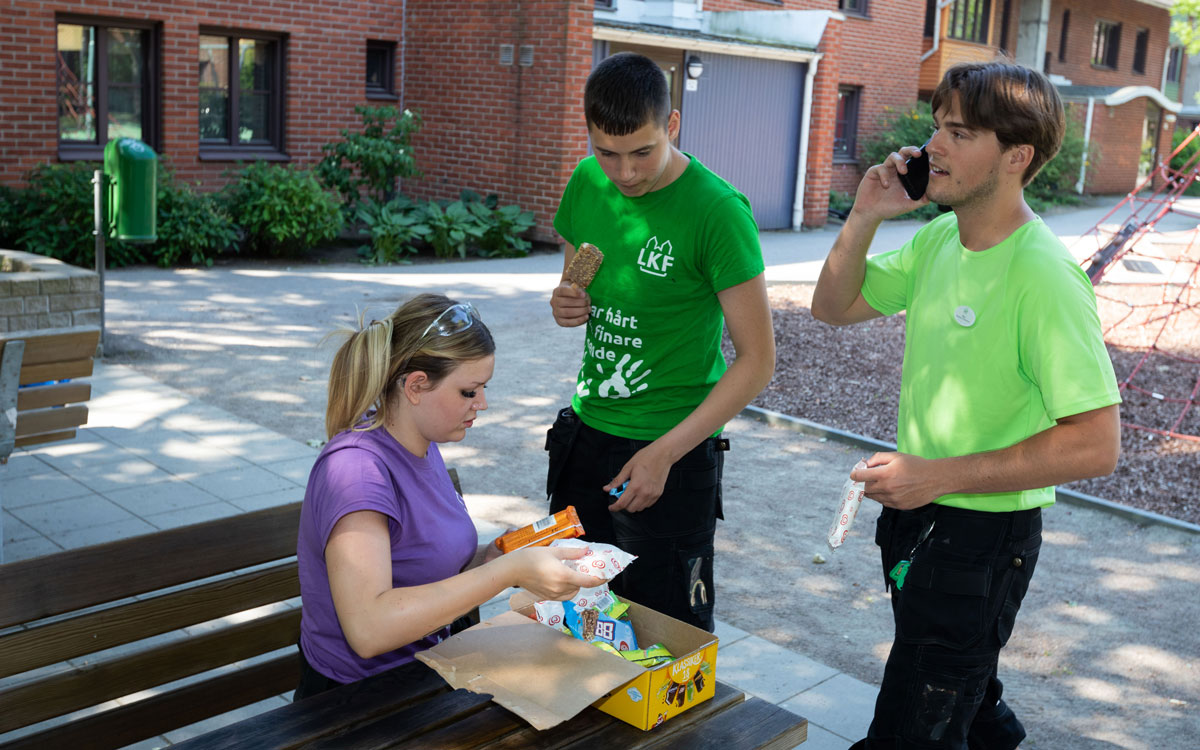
left=0, top=1, right=403, bottom=190
left=401, top=1, right=592, bottom=243
left=1045, top=0, right=1170, bottom=88
left=1081, top=99, right=1149, bottom=194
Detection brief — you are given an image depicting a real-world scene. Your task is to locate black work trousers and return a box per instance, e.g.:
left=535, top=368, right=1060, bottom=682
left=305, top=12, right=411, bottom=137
left=855, top=503, right=1042, bottom=750
left=545, top=407, right=725, bottom=632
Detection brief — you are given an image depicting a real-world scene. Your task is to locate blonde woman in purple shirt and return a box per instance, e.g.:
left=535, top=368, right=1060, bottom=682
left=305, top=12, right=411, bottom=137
left=295, top=293, right=603, bottom=699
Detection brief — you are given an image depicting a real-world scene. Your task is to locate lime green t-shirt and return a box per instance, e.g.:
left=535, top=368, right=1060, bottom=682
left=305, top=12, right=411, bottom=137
left=862, top=212, right=1121, bottom=511
left=553, top=155, right=764, bottom=440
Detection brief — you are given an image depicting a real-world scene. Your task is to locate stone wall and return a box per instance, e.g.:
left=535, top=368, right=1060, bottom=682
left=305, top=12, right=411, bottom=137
left=0, top=250, right=100, bottom=334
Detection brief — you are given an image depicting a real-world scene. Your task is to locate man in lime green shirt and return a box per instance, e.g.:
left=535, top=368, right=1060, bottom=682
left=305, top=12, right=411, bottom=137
left=546, top=52, right=775, bottom=631
left=813, top=63, right=1120, bottom=749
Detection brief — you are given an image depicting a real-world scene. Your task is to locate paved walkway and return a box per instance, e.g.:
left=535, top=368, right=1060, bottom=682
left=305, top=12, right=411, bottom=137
left=3, top=364, right=874, bottom=749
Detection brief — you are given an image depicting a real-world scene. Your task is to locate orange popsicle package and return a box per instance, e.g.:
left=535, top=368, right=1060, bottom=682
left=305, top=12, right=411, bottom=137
left=495, top=506, right=585, bottom=554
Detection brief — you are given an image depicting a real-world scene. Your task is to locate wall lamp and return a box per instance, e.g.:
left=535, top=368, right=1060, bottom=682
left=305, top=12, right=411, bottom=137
left=686, top=55, right=704, bottom=80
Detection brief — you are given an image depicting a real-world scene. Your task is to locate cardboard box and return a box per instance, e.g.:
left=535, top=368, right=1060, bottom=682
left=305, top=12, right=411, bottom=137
left=416, top=595, right=718, bottom=731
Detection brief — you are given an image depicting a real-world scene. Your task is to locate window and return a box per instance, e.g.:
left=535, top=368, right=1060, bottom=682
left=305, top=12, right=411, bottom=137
left=834, top=86, right=861, bottom=160
left=1092, top=20, right=1120, bottom=69
left=1058, top=10, right=1069, bottom=62
left=1133, top=28, right=1149, bottom=74
left=1167, top=46, right=1183, bottom=83
left=366, top=40, right=396, bottom=99
left=947, top=0, right=991, bottom=44
left=56, top=17, right=159, bottom=159
left=839, top=0, right=868, bottom=15
left=199, top=31, right=285, bottom=159
left=595, top=0, right=615, bottom=9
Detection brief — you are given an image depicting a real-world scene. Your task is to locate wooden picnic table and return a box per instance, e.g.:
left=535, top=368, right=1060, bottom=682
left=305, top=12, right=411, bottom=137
left=171, top=658, right=808, bottom=749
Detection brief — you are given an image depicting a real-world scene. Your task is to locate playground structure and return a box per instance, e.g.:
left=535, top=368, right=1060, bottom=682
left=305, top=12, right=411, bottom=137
left=1073, top=125, right=1200, bottom=442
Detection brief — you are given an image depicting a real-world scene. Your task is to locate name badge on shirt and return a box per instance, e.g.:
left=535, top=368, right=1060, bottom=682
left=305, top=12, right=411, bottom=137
left=954, top=305, right=976, bottom=327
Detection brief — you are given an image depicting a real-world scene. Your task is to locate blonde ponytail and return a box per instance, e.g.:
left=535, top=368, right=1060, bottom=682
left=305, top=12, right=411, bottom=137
left=323, top=294, right=495, bottom=439
left=325, top=318, right=395, bottom=438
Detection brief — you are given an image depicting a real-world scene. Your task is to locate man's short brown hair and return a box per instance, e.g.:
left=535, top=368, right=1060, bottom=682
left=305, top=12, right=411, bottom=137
left=931, top=62, right=1065, bottom=185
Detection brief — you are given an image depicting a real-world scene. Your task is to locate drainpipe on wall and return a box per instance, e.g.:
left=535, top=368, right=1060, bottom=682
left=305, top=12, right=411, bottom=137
left=920, top=0, right=956, bottom=63
left=792, top=54, right=821, bottom=230
left=1076, top=96, right=1095, bottom=194
left=399, top=0, right=408, bottom=110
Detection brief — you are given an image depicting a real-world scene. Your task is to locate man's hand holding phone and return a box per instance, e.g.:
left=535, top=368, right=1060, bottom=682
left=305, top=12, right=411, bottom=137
left=851, top=143, right=931, bottom=223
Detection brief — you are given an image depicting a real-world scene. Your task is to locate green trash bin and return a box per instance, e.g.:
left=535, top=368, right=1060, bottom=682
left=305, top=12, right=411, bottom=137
left=103, top=138, right=157, bottom=243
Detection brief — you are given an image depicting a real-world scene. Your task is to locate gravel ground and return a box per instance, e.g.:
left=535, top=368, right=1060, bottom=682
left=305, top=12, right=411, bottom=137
left=730, top=283, right=1200, bottom=526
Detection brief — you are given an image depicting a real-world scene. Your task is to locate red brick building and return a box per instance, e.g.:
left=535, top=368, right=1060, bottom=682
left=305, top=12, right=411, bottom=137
left=0, top=1, right=1180, bottom=245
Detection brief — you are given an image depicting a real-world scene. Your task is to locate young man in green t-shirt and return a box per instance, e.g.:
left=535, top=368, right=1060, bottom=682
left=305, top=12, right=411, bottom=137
left=545, top=52, right=775, bottom=631
left=813, top=63, right=1121, bottom=749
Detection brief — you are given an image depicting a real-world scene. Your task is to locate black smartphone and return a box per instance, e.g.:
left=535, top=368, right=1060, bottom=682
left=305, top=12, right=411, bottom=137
left=897, top=139, right=931, bottom=200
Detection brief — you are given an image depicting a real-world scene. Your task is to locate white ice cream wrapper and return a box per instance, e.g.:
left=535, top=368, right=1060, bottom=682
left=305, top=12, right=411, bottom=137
left=533, top=599, right=566, bottom=629
left=550, top=538, right=637, bottom=611
left=827, top=460, right=868, bottom=550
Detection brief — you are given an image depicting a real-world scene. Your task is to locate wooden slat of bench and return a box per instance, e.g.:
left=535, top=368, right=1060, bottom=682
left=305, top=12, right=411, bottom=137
left=14, top=404, right=87, bottom=438
left=0, top=327, right=99, bottom=366
left=0, top=562, right=299, bottom=678
left=0, top=608, right=300, bottom=733
left=13, top=428, right=76, bottom=449
left=168, top=659, right=452, bottom=750
left=18, top=358, right=94, bottom=386
left=0, top=652, right=301, bottom=750
left=641, top=696, right=808, bottom=750
left=0, top=502, right=302, bottom=628
left=15, top=381, right=90, bottom=410
left=305, top=689, right=495, bottom=750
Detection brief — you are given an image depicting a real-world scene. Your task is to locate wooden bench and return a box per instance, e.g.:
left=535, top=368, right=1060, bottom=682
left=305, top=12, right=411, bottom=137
left=0, top=470, right=469, bottom=750
left=0, top=325, right=100, bottom=462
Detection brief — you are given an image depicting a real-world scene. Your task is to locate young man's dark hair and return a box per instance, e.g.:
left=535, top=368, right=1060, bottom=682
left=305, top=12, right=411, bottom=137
left=931, top=62, right=1065, bottom=185
left=583, top=52, right=671, bottom=136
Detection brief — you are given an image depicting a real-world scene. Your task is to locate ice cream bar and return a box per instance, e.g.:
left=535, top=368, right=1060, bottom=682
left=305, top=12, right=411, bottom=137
left=827, top=460, right=868, bottom=550
left=495, top=506, right=585, bottom=554
left=565, top=243, right=604, bottom=289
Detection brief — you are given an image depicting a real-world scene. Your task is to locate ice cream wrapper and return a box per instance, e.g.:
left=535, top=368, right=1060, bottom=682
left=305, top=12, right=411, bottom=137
left=827, top=460, right=868, bottom=550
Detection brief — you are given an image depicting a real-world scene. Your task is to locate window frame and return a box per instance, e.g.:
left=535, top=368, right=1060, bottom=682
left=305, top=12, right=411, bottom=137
left=1058, top=9, right=1070, bottom=62
left=1167, top=45, right=1183, bottom=84
left=198, top=28, right=288, bottom=162
left=366, top=40, right=397, bottom=100
left=1092, top=19, right=1121, bottom=70
left=834, top=85, right=862, bottom=162
left=56, top=14, right=161, bottom=162
left=838, top=0, right=869, bottom=17
left=1132, top=27, right=1149, bottom=75
left=947, top=0, right=991, bottom=45
left=594, top=0, right=616, bottom=9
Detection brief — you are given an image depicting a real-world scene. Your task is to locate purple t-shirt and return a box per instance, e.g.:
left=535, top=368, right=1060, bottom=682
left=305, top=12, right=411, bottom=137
left=297, top=426, right=477, bottom=684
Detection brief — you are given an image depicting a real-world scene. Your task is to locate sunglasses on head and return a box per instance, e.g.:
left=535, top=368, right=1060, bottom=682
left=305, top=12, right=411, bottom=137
left=420, top=302, right=480, bottom=340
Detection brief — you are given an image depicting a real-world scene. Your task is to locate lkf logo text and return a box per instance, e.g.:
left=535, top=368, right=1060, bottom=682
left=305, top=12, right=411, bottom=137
left=637, top=236, right=674, bottom=277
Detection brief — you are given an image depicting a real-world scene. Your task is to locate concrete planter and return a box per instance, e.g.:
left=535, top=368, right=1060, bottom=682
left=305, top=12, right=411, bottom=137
left=0, top=249, right=100, bottom=334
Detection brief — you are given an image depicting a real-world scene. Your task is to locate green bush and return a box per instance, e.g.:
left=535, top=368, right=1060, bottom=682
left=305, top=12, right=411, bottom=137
left=1168, top=128, right=1200, bottom=196
left=153, top=166, right=238, bottom=267
left=1025, top=118, right=1086, bottom=210
left=461, top=190, right=535, bottom=258
left=223, top=162, right=343, bottom=256
left=8, top=162, right=125, bottom=267
left=421, top=200, right=483, bottom=259
left=317, top=105, right=422, bottom=212
left=356, top=196, right=430, bottom=264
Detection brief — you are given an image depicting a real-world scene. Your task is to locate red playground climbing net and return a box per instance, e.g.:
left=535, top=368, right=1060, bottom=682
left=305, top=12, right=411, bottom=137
left=1072, top=126, right=1200, bottom=442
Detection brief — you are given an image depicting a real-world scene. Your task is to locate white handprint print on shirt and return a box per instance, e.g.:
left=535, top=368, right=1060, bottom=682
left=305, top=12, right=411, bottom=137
left=598, top=354, right=651, bottom=399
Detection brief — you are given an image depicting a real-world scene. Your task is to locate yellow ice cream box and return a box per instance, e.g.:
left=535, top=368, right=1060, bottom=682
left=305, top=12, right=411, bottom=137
left=590, top=600, right=719, bottom=729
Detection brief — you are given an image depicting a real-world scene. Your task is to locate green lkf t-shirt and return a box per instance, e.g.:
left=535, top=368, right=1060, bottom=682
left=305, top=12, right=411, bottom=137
left=553, top=155, right=764, bottom=440
left=862, top=212, right=1121, bottom=512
